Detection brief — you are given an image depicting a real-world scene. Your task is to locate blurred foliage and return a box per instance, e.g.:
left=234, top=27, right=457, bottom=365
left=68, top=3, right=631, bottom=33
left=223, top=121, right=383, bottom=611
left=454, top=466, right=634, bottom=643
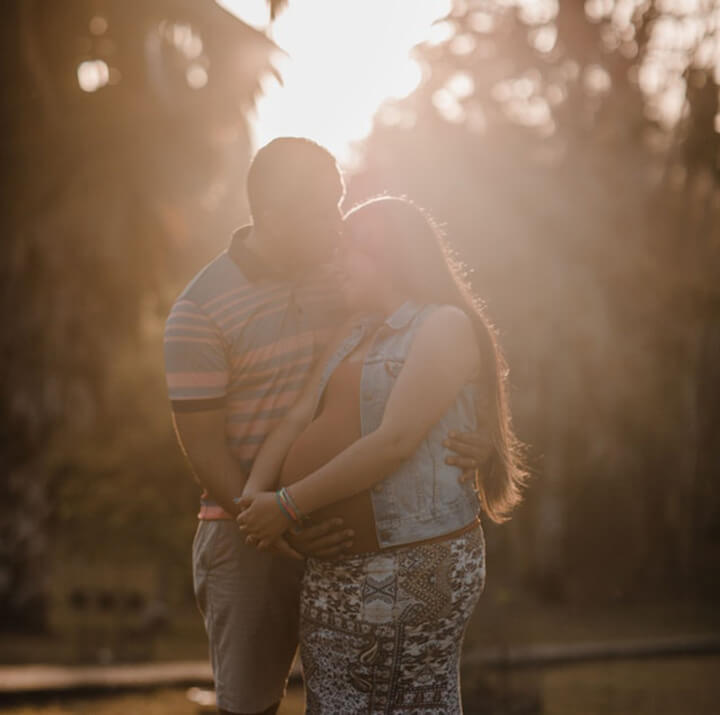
left=48, top=327, right=195, bottom=567
left=0, top=0, right=275, bottom=630
left=351, top=0, right=720, bottom=603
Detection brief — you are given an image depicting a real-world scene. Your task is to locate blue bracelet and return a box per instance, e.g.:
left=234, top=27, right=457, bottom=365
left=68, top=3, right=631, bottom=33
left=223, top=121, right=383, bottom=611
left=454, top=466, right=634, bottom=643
left=280, top=487, right=307, bottom=522
left=275, top=491, right=295, bottom=523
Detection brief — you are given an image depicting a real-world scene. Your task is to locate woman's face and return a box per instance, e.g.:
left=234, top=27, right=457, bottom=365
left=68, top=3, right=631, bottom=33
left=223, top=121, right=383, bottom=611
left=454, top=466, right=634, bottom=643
left=334, top=233, right=383, bottom=310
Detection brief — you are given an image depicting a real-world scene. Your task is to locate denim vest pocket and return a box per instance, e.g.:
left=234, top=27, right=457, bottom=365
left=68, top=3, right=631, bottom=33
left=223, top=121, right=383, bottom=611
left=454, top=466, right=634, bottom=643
left=384, top=359, right=403, bottom=379
left=376, top=441, right=432, bottom=519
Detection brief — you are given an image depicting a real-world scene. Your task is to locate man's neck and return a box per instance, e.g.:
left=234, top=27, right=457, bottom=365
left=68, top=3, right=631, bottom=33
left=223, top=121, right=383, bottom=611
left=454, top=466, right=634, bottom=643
left=244, top=226, right=299, bottom=279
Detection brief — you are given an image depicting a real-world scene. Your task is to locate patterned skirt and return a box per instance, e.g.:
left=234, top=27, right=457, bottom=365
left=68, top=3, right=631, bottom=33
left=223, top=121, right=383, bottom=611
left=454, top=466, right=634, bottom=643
left=299, top=526, right=485, bottom=715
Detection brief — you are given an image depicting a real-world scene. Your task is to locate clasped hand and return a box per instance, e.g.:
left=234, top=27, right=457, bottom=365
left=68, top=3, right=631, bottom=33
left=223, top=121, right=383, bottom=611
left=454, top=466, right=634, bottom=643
left=236, top=492, right=294, bottom=549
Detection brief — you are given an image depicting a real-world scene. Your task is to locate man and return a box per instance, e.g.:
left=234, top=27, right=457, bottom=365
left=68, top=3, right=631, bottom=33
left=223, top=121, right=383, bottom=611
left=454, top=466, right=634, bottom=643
left=164, top=137, right=488, bottom=715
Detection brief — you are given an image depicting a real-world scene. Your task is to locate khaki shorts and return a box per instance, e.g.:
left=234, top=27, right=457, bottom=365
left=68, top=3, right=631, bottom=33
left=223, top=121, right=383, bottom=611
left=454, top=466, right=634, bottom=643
left=193, top=520, right=304, bottom=713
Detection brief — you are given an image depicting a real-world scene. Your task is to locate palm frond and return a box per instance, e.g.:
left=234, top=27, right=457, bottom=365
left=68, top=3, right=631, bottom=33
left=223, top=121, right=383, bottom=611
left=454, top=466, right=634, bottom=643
left=268, top=0, right=288, bottom=20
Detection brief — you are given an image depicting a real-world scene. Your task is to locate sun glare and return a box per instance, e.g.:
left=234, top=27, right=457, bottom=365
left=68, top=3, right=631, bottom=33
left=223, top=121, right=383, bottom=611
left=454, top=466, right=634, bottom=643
left=218, top=0, right=452, bottom=165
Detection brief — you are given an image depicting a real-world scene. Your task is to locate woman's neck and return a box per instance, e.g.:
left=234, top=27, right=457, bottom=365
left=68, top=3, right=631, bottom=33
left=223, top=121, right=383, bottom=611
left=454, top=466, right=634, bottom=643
left=245, top=225, right=303, bottom=279
left=375, top=289, right=411, bottom=319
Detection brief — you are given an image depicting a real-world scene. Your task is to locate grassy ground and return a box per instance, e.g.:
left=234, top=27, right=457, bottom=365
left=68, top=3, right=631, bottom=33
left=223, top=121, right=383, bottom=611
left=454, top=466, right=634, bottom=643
left=2, top=658, right=719, bottom=714
left=464, top=594, right=720, bottom=651
left=0, top=688, right=305, bottom=715
left=462, top=656, right=720, bottom=714
left=540, top=656, right=720, bottom=715
left=2, top=597, right=718, bottom=666
left=2, top=597, right=718, bottom=714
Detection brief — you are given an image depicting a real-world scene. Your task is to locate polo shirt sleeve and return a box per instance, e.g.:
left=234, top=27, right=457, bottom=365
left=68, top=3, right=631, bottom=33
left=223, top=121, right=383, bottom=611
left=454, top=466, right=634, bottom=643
left=164, top=298, right=229, bottom=412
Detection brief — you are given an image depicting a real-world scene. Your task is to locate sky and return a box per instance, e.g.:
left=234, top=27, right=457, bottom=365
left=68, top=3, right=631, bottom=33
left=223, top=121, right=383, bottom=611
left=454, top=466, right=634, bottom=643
left=218, top=0, right=452, bottom=165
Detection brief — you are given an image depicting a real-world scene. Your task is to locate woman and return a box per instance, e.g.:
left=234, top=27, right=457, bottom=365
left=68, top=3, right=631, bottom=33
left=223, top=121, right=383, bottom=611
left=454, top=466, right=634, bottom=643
left=237, top=196, right=526, bottom=714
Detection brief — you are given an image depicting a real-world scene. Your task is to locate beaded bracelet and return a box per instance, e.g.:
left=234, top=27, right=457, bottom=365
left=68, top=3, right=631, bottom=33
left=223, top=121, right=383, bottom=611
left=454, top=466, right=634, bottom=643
left=280, top=487, right=307, bottom=522
left=278, top=489, right=298, bottom=521
left=276, top=486, right=307, bottom=524
left=274, top=491, right=295, bottom=523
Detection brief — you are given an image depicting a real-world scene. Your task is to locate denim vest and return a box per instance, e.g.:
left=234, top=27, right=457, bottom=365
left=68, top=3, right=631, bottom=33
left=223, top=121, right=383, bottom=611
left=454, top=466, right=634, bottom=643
left=314, top=301, right=482, bottom=548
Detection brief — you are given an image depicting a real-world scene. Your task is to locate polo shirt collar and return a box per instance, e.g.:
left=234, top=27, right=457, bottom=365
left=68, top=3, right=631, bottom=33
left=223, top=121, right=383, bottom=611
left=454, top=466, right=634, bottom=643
left=228, top=225, right=282, bottom=282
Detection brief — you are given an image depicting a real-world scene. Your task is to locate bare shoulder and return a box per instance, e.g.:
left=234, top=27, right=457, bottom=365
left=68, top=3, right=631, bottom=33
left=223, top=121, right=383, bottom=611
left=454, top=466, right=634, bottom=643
left=420, top=305, right=476, bottom=345
left=410, top=305, right=480, bottom=372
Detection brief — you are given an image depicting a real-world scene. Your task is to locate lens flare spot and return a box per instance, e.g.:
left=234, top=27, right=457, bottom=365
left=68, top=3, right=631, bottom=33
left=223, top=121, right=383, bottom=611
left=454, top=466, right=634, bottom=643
left=186, top=63, right=209, bottom=89
left=89, top=15, right=108, bottom=36
left=433, top=88, right=465, bottom=123
left=77, top=60, right=110, bottom=92
left=446, top=72, right=475, bottom=99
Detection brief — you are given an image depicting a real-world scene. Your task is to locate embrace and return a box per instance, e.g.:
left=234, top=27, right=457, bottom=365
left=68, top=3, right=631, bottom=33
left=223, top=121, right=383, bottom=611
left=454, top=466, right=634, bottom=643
left=164, top=138, right=526, bottom=714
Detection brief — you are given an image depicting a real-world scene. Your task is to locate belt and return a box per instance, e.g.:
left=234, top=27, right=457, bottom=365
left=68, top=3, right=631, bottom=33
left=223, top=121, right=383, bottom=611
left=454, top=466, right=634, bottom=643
left=340, top=518, right=481, bottom=558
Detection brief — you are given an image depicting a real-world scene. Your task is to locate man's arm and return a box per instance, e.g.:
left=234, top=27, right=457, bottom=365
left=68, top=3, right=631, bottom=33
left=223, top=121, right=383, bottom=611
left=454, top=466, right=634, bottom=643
left=172, top=409, right=245, bottom=517
left=164, top=296, right=240, bottom=512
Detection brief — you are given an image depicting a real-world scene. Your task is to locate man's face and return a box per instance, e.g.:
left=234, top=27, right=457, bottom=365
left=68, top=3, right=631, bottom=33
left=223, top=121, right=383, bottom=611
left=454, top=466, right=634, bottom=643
left=262, top=182, right=344, bottom=272
left=290, top=191, right=344, bottom=266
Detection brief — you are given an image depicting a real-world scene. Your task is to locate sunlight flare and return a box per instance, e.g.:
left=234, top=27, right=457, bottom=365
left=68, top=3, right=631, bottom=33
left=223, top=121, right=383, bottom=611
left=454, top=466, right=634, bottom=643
left=219, top=0, right=451, bottom=164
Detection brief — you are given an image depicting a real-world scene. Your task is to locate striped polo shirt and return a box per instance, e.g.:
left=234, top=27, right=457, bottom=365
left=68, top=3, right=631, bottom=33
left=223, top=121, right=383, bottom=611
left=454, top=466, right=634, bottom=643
left=164, top=226, right=346, bottom=519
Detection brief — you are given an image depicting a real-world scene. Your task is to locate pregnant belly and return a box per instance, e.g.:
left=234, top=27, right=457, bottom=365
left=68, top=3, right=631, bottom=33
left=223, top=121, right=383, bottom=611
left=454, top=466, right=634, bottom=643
left=279, top=418, right=379, bottom=554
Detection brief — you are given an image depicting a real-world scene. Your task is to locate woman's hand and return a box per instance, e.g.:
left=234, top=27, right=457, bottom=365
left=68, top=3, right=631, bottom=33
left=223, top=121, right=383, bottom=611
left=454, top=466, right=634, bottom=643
left=236, top=492, right=294, bottom=543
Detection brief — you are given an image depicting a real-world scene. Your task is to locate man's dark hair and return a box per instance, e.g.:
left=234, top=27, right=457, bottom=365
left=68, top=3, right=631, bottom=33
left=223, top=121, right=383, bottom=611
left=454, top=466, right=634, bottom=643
left=247, top=137, right=345, bottom=219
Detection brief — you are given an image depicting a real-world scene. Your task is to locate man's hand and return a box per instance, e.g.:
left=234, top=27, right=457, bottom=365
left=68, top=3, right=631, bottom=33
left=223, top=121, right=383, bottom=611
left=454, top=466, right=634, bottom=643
left=172, top=409, right=246, bottom=516
left=245, top=534, right=304, bottom=561
left=236, top=492, right=291, bottom=543
left=444, top=430, right=494, bottom=485
left=287, top=518, right=354, bottom=560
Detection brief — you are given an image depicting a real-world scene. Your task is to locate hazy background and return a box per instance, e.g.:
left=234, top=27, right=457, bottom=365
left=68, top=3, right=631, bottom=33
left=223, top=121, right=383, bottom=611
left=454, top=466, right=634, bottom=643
left=1, top=0, right=718, bottom=710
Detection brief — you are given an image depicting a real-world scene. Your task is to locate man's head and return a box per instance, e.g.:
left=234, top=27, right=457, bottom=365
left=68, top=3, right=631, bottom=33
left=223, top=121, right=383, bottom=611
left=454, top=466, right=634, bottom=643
left=247, top=137, right=345, bottom=270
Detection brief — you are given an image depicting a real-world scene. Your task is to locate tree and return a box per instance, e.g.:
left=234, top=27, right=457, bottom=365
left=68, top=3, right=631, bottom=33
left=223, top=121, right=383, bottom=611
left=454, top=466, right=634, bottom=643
left=351, top=0, right=720, bottom=601
left=0, top=0, right=276, bottom=631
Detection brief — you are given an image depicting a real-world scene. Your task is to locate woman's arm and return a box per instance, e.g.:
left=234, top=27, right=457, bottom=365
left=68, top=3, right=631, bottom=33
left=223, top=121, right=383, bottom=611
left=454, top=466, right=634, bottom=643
left=237, top=306, right=481, bottom=541
left=240, top=318, right=359, bottom=498
left=240, top=407, right=310, bottom=498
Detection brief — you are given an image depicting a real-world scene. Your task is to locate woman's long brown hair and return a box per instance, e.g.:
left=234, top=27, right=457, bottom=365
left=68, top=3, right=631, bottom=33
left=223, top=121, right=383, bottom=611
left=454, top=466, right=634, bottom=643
left=343, top=196, right=527, bottom=523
